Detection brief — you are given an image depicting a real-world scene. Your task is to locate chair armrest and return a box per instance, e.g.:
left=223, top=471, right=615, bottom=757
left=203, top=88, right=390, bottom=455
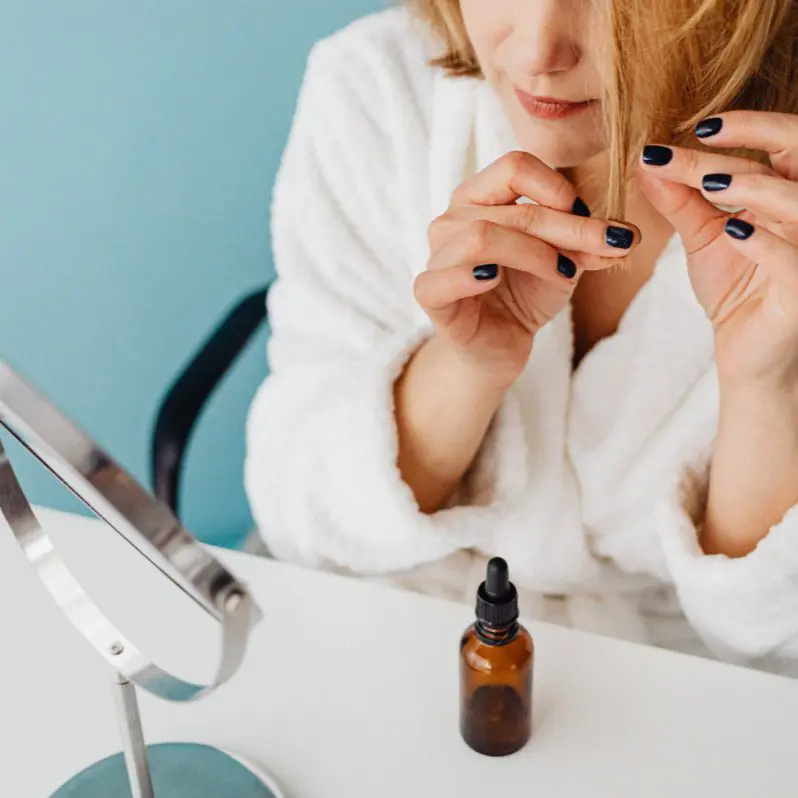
left=151, top=285, right=270, bottom=517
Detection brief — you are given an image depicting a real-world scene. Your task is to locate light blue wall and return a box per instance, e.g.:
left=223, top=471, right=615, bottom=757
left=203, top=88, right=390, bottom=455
left=0, top=0, right=383, bottom=545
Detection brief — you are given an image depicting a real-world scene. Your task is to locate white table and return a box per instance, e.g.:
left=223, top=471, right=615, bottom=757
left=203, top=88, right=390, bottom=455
left=2, top=508, right=798, bottom=798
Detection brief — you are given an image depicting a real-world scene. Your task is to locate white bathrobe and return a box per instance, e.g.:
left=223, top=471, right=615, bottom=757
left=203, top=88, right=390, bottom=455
left=245, top=7, right=798, bottom=675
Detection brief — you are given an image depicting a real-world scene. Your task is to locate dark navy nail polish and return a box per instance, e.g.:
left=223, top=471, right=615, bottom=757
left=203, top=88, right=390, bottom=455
left=606, top=225, right=634, bottom=249
left=642, top=145, right=673, bottom=166
left=725, top=218, right=755, bottom=240
left=473, top=264, right=499, bottom=281
left=695, top=117, right=723, bottom=139
left=557, top=254, right=577, bottom=279
left=572, top=197, right=591, bottom=217
left=703, top=173, right=732, bottom=192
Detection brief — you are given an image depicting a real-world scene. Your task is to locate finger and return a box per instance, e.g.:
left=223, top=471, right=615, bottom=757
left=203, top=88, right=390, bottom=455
left=722, top=216, right=798, bottom=291
left=430, top=220, right=573, bottom=281
left=638, top=143, right=775, bottom=190
left=429, top=219, right=619, bottom=283
left=693, top=111, right=798, bottom=181
left=436, top=203, right=640, bottom=259
left=694, top=110, right=797, bottom=155
left=636, top=170, right=728, bottom=256
left=414, top=263, right=504, bottom=312
left=698, top=172, right=798, bottom=222
left=450, top=150, right=580, bottom=211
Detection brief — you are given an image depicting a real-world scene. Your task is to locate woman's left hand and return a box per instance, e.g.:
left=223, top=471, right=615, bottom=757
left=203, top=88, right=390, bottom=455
left=637, top=111, right=798, bottom=389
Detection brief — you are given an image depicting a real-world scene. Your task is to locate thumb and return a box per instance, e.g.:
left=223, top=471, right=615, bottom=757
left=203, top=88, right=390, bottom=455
left=635, top=170, right=727, bottom=254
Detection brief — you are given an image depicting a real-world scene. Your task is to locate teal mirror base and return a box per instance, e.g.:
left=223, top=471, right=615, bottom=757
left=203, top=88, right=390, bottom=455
left=51, top=743, right=282, bottom=798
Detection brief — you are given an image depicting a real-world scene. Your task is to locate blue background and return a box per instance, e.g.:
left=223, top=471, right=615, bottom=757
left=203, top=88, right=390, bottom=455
left=1, top=0, right=383, bottom=546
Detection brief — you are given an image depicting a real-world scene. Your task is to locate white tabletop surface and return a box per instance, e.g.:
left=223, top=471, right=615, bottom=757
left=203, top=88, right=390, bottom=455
left=2, top=507, right=798, bottom=797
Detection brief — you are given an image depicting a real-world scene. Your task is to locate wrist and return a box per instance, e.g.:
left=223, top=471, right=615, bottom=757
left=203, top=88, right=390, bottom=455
left=717, top=374, right=798, bottom=448
left=429, top=334, right=526, bottom=399
left=718, top=371, right=798, bottom=411
left=716, top=352, right=798, bottom=399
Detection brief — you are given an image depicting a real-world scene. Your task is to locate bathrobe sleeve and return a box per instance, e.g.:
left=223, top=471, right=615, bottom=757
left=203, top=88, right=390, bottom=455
left=244, top=32, right=529, bottom=574
left=655, top=462, right=798, bottom=676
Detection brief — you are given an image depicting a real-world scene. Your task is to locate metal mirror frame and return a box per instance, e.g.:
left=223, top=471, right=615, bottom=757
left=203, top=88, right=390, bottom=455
left=0, top=361, right=262, bottom=702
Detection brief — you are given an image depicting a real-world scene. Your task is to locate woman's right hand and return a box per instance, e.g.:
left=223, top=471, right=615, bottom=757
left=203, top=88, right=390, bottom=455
left=414, top=151, right=641, bottom=387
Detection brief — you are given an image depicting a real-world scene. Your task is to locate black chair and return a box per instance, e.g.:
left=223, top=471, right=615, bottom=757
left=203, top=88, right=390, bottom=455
left=151, top=285, right=271, bottom=522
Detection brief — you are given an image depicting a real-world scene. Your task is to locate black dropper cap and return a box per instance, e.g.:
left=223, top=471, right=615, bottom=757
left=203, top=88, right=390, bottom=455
left=476, top=557, right=519, bottom=629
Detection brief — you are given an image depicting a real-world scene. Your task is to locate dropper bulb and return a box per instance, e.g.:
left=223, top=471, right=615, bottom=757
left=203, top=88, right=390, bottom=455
left=485, top=557, right=510, bottom=600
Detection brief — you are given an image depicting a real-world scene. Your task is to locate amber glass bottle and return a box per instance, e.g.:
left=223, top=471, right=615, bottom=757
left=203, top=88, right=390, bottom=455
left=460, top=557, right=534, bottom=757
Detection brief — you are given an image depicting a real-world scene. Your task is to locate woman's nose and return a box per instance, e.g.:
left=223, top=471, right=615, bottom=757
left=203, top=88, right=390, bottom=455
left=508, top=6, right=583, bottom=77
left=517, top=31, right=580, bottom=77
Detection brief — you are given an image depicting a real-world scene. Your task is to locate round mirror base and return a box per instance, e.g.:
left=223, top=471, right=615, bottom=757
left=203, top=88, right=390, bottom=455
left=51, top=743, right=283, bottom=798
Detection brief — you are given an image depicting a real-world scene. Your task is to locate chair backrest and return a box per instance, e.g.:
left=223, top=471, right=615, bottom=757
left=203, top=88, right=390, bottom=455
left=0, top=0, right=384, bottom=545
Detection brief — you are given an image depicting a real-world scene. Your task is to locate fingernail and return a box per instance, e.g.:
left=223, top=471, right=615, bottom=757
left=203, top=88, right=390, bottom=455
left=572, top=197, right=591, bottom=217
left=557, top=254, right=577, bottom=279
left=695, top=117, right=723, bottom=139
left=473, top=264, right=499, bottom=281
left=703, top=173, right=732, bottom=192
left=606, top=225, right=635, bottom=250
left=724, top=218, right=755, bottom=240
left=642, top=145, right=673, bottom=166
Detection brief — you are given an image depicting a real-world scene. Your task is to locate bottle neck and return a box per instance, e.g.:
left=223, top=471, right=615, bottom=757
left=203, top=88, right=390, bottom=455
left=475, top=620, right=519, bottom=646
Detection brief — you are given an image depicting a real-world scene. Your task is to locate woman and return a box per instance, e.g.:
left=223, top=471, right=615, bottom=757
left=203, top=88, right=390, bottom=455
left=245, top=0, right=798, bottom=674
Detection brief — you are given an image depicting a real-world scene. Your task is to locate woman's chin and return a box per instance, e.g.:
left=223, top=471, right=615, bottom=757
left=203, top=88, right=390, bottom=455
left=526, top=140, right=606, bottom=170
left=513, top=123, right=607, bottom=169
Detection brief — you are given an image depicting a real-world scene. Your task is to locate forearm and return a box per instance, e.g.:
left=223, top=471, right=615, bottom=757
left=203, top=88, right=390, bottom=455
left=395, top=335, right=512, bottom=514
left=702, top=379, right=798, bottom=557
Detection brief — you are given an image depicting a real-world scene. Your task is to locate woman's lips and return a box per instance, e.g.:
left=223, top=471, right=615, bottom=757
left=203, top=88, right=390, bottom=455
left=514, top=89, right=598, bottom=120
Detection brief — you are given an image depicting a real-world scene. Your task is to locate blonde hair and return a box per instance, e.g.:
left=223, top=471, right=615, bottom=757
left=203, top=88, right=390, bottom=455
left=408, top=0, right=798, bottom=219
